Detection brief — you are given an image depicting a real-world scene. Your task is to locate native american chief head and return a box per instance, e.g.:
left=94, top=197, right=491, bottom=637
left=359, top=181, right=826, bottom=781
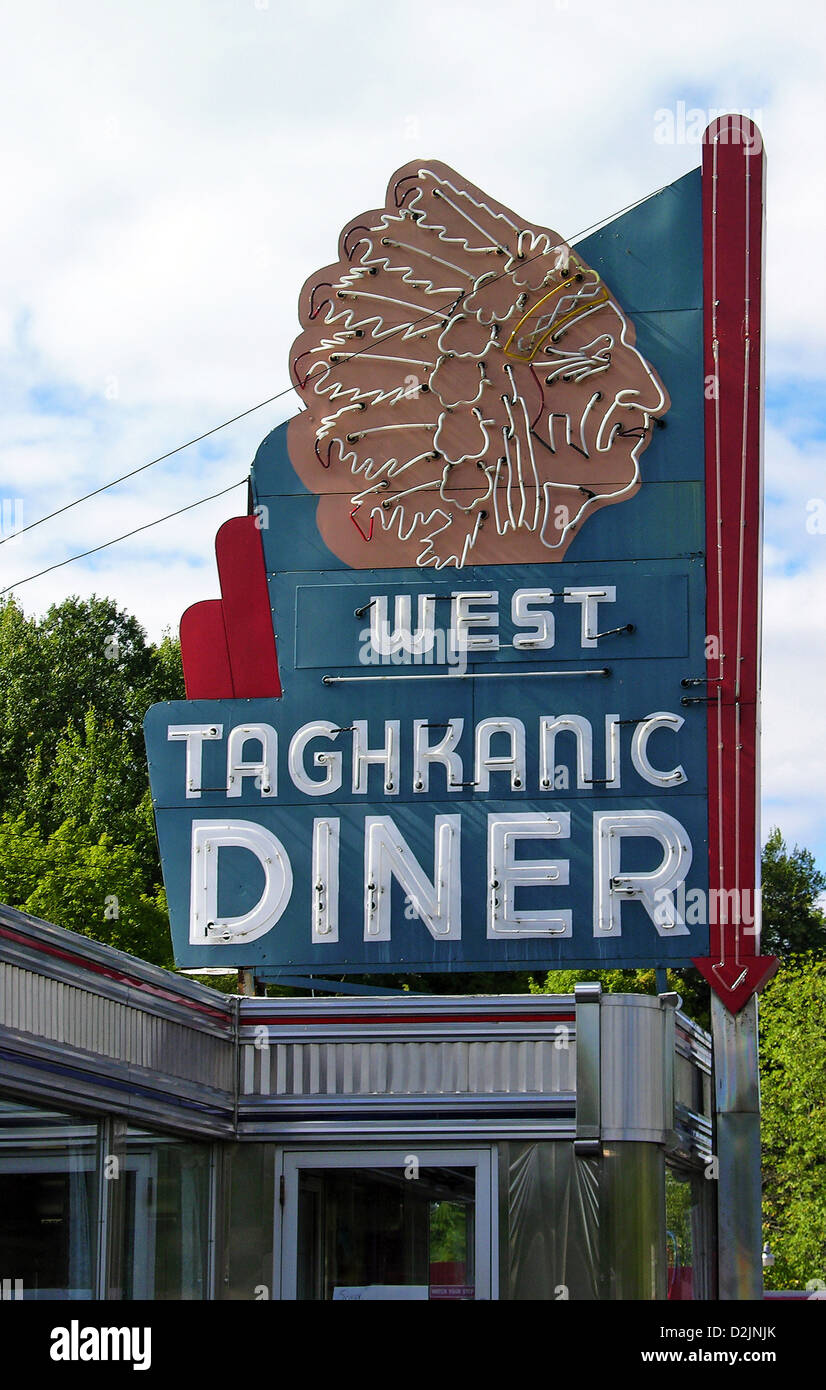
left=288, top=161, right=669, bottom=569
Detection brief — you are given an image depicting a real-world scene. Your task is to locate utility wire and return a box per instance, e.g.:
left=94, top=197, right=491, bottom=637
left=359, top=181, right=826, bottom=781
left=1, top=182, right=667, bottom=589
left=0, top=388, right=294, bottom=549
left=0, top=479, right=246, bottom=595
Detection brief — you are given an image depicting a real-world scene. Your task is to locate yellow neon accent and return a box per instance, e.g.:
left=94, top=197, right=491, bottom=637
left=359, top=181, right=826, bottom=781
left=509, top=276, right=578, bottom=332
left=504, top=278, right=610, bottom=364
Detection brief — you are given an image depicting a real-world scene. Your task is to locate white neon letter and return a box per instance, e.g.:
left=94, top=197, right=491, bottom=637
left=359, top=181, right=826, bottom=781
left=564, top=586, right=616, bottom=648
left=168, top=724, right=223, bottom=799
left=370, top=593, right=436, bottom=657
left=474, top=717, right=526, bottom=791
left=593, top=811, right=692, bottom=937
left=603, top=714, right=622, bottom=790
left=364, top=815, right=461, bottom=941
left=539, top=715, right=593, bottom=789
left=312, top=818, right=339, bottom=942
left=352, top=720, right=400, bottom=795
left=512, top=589, right=555, bottom=650
left=488, top=813, right=571, bottom=937
left=190, top=820, right=292, bottom=945
left=226, top=724, right=277, bottom=797
left=289, top=721, right=343, bottom=795
left=413, top=717, right=464, bottom=793
left=453, top=591, right=499, bottom=652
left=631, top=712, right=687, bottom=786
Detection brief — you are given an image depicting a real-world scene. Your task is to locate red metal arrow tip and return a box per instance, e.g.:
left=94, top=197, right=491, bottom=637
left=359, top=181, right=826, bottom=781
left=691, top=955, right=779, bottom=1014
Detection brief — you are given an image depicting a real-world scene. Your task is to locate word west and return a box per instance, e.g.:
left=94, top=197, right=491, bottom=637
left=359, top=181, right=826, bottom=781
left=363, top=586, right=621, bottom=659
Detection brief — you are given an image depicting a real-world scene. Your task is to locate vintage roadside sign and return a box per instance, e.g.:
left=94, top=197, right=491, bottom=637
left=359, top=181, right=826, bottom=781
left=144, top=119, right=776, bottom=1006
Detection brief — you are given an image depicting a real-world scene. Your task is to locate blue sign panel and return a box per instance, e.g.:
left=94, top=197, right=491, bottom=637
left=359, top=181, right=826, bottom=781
left=144, top=163, right=709, bottom=973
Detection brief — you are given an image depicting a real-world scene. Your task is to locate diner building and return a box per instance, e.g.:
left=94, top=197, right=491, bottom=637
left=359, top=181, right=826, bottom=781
left=1, top=900, right=714, bottom=1301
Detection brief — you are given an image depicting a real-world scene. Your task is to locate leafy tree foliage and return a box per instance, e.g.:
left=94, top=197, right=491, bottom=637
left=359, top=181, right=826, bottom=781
left=0, top=594, right=181, bottom=817
left=760, top=957, right=826, bottom=1290
left=0, top=594, right=183, bottom=965
left=0, top=814, right=173, bottom=966
left=760, top=827, right=826, bottom=958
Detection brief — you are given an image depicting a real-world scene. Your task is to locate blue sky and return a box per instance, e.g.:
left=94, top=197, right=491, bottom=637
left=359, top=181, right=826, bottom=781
left=1, top=0, right=824, bottom=872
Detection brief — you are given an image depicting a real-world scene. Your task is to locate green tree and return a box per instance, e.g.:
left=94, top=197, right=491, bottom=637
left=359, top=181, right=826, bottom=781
left=760, top=956, right=826, bottom=1290
left=760, top=827, right=826, bottom=958
left=19, top=709, right=160, bottom=881
left=0, top=594, right=182, bottom=819
left=0, top=814, right=173, bottom=966
left=0, top=593, right=183, bottom=966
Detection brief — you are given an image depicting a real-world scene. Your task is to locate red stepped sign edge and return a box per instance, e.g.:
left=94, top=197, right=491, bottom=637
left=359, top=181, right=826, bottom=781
left=181, top=598, right=232, bottom=699
left=691, top=116, right=778, bottom=1013
left=180, top=514, right=281, bottom=699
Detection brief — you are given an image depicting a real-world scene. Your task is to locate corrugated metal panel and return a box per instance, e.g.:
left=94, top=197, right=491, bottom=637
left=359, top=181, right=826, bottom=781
left=0, top=962, right=233, bottom=1091
left=673, top=1103, right=713, bottom=1162
left=240, top=1034, right=575, bottom=1098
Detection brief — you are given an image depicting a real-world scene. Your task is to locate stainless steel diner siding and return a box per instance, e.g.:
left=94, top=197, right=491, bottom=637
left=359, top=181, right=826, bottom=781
left=0, top=903, right=236, bottom=1138
left=235, top=993, right=713, bottom=1154
left=240, top=1035, right=575, bottom=1098
left=1, top=902, right=713, bottom=1156
left=236, top=996, right=578, bottom=1140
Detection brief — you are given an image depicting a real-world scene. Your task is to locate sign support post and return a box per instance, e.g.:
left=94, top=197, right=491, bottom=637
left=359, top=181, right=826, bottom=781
left=712, top=995, right=763, bottom=1299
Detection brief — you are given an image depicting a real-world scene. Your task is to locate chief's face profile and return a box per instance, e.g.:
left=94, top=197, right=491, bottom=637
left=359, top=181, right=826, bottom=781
left=288, top=161, right=669, bottom=569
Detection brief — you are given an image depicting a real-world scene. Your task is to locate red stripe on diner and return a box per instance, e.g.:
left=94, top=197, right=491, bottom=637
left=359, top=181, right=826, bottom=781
left=244, top=1012, right=575, bottom=1026
left=0, top=924, right=229, bottom=1022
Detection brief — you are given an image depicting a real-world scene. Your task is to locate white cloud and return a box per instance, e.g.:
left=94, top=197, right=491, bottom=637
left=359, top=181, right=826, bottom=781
left=761, top=558, right=826, bottom=857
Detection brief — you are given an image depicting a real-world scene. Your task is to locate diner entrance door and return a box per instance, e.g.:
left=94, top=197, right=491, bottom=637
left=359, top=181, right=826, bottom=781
left=277, top=1147, right=496, bottom=1300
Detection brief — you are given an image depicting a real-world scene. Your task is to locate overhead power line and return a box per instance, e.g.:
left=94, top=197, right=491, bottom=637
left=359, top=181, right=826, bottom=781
left=0, top=389, right=294, bottom=550
left=0, top=479, right=247, bottom=596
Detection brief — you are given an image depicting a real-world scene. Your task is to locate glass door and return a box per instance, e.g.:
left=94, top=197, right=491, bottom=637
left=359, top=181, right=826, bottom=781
left=278, top=1148, right=496, bottom=1300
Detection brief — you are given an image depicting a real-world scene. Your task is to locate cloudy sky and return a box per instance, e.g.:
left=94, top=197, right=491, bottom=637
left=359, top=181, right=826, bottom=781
left=1, top=0, right=824, bottom=870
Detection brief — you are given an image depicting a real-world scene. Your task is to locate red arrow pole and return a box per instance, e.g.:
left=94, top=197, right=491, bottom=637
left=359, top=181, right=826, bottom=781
left=694, top=120, right=778, bottom=1300
left=692, top=116, right=777, bottom=1013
